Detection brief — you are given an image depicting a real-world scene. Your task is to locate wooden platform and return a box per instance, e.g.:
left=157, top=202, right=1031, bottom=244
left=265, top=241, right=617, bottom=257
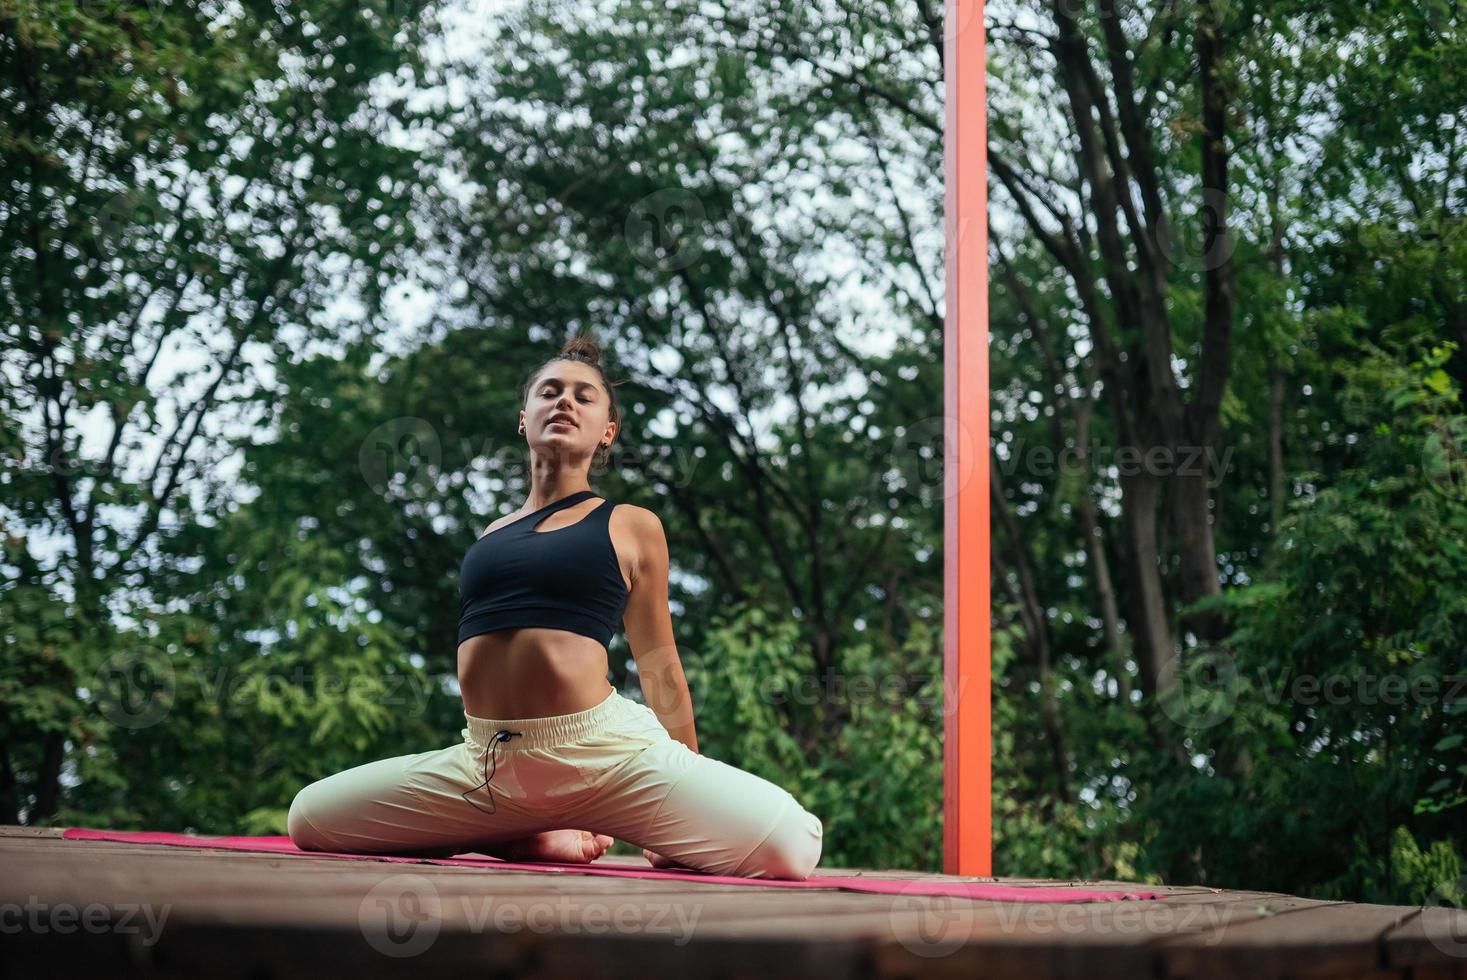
left=2, top=826, right=1463, bottom=978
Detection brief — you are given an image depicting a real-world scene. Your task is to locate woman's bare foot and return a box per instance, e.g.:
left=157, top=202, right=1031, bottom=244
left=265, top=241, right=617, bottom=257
left=642, top=847, right=701, bottom=872
left=492, top=830, right=614, bottom=864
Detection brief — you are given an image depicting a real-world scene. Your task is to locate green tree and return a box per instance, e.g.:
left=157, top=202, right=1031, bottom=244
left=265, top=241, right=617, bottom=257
left=0, top=0, right=436, bottom=823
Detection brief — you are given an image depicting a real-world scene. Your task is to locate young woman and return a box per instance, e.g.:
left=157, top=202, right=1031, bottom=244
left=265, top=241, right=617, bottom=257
left=287, top=336, right=824, bottom=879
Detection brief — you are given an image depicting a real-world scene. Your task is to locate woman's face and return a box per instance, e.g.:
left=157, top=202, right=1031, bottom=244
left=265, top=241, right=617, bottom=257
left=521, top=361, right=616, bottom=463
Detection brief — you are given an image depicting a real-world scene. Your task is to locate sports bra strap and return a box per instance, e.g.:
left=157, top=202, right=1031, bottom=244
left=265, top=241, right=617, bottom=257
left=480, top=489, right=598, bottom=540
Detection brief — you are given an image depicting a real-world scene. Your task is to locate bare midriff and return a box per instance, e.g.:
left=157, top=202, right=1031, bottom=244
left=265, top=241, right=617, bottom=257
left=456, top=628, right=615, bottom=719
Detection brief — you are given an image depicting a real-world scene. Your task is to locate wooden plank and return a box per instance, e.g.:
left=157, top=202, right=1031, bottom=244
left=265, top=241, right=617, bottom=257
left=0, top=824, right=67, bottom=838
left=1400, top=964, right=1467, bottom=980
left=1156, top=901, right=1428, bottom=980
left=1381, top=905, right=1467, bottom=971
left=5, top=923, right=869, bottom=980
left=867, top=893, right=1410, bottom=980
left=870, top=938, right=1155, bottom=980
left=0, top=836, right=1242, bottom=953
left=6, top=832, right=1459, bottom=980
left=0, top=836, right=1306, bottom=925
left=867, top=894, right=1253, bottom=980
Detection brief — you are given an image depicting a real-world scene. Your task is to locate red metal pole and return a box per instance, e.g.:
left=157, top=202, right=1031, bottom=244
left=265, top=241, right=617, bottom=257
left=943, top=0, right=991, bottom=878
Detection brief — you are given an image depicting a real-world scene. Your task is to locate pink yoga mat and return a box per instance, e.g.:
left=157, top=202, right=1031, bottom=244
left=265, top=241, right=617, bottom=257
left=63, top=828, right=1164, bottom=904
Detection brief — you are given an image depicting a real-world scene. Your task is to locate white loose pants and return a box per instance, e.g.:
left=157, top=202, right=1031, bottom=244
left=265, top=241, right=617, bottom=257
left=287, top=687, right=823, bottom=880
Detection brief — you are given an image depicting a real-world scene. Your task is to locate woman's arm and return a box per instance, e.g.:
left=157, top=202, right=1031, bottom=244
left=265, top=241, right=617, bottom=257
left=621, top=507, right=699, bottom=754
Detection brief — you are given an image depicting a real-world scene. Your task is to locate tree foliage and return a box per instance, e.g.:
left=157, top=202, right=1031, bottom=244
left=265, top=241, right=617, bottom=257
left=2, top=0, right=1463, bottom=901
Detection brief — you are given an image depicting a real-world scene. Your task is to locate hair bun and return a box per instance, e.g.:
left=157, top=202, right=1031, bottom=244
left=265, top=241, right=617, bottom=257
left=559, top=334, right=602, bottom=365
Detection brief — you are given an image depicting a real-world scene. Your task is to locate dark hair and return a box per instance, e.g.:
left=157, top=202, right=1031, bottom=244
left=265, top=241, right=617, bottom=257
left=520, top=334, right=623, bottom=471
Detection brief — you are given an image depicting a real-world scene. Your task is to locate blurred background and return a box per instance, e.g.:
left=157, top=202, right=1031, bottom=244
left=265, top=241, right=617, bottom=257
left=2, top=0, right=1464, bottom=903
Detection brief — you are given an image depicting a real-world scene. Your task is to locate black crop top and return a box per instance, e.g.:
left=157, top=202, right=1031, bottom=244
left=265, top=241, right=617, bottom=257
left=457, top=489, right=630, bottom=650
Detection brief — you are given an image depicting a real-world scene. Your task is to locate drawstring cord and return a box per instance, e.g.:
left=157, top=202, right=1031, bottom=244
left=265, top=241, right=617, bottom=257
left=462, top=728, right=522, bottom=814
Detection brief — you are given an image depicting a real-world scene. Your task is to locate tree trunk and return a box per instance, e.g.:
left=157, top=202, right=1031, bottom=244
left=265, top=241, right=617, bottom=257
left=0, top=748, right=18, bottom=826
left=32, top=734, right=64, bottom=823
left=1119, top=469, right=1173, bottom=701
left=1169, top=464, right=1225, bottom=643
left=1164, top=0, right=1234, bottom=647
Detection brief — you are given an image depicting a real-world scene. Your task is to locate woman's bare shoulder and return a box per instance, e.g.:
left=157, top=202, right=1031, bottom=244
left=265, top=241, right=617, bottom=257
left=478, top=510, right=527, bottom=539
left=609, top=504, right=667, bottom=581
left=611, top=502, right=659, bottom=520
left=611, top=503, right=664, bottom=536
